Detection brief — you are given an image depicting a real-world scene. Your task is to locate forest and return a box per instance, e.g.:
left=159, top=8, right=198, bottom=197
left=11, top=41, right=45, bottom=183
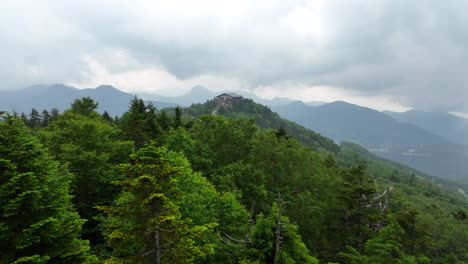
left=0, top=96, right=467, bottom=264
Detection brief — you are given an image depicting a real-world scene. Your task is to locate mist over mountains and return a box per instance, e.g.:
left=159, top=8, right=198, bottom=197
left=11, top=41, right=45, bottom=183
left=385, top=110, right=468, bottom=145
left=0, top=84, right=176, bottom=117
left=272, top=101, right=468, bottom=182
left=2, top=84, right=467, bottom=182
left=0, top=84, right=323, bottom=116
left=137, top=85, right=325, bottom=107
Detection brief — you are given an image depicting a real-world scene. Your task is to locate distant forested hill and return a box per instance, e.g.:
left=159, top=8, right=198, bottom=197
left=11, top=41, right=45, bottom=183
left=185, top=97, right=339, bottom=153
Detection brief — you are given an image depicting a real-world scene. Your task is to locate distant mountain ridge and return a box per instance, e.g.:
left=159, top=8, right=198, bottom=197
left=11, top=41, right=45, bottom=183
left=384, top=109, right=468, bottom=145
left=272, top=101, right=468, bottom=182
left=0, top=84, right=176, bottom=116
left=137, top=85, right=326, bottom=107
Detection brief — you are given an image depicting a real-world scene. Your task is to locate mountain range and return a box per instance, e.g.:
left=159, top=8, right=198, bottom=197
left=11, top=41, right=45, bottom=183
left=2, top=84, right=467, bottom=183
left=385, top=109, right=468, bottom=145
left=137, top=85, right=325, bottom=107
left=0, top=84, right=176, bottom=116
left=272, top=101, right=468, bottom=182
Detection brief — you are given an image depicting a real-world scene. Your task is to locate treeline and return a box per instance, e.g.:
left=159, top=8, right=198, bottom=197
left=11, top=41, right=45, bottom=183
left=0, top=96, right=467, bottom=264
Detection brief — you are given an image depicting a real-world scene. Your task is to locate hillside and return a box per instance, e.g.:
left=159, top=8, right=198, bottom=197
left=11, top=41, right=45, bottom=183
left=185, top=97, right=340, bottom=153
left=272, top=101, right=468, bottom=182
left=2, top=95, right=467, bottom=263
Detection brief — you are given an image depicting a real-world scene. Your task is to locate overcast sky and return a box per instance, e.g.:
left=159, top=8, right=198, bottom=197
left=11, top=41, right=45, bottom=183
left=2, top=0, right=468, bottom=112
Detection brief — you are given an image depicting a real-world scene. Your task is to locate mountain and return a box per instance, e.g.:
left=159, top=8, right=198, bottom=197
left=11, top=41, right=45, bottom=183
left=185, top=97, right=340, bottom=153
left=138, top=85, right=327, bottom=108
left=138, top=85, right=217, bottom=106
left=272, top=101, right=468, bottom=182
left=0, top=84, right=176, bottom=116
left=384, top=109, right=468, bottom=145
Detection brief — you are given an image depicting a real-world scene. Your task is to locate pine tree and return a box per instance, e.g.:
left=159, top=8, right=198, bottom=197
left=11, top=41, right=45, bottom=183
left=175, top=106, right=182, bottom=128
left=243, top=201, right=318, bottom=264
left=102, top=111, right=113, bottom=123
left=339, top=164, right=380, bottom=249
left=28, top=108, right=41, bottom=128
left=158, top=109, right=170, bottom=132
left=50, top=108, right=60, bottom=121
left=0, top=115, right=93, bottom=263
left=20, top=112, right=28, bottom=124
left=121, top=96, right=148, bottom=150
left=145, top=103, right=163, bottom=145
left=100, top=145, right=216, bottom=264
left=71, top=97, right=99, bottom=116
left=39, top=102, right=133, bottom=247
left=41, top=109, right=51, bottom=127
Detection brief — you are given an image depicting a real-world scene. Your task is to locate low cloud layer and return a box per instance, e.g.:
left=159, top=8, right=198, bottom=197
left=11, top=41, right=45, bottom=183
left=2, top=0, right=468, bottom=112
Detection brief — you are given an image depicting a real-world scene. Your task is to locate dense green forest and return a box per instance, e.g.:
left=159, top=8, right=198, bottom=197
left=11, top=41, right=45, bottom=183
left=1, top=96, right=467, bottom=263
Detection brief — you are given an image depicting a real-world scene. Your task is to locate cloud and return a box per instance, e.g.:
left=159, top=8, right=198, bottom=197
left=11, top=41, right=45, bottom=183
left=1, top=0, right=468, bottom=112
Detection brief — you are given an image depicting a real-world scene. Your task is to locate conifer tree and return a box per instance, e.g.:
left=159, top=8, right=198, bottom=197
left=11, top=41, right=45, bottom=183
left=145, top=103, right=163, bottom=144
left=121, top=96, right=148, bottom=150
left=39, top=100, right=133, bottom=247
left=100, top=145, right=215, bottom=264
left=50, top=108, right=60, bottom=121
left=158, top=109, right=170, bottom=131
left=102, top=110, right=113, bottom=123
left=0, top=115, right=93, bottom=263
left=28, top=108, right=41, bottom=128
left=243, top=201, right=318, bottom=264
left=20, top=112, right=28, bottom=124
left=71, top=96, right=99, bottom=116
left=175, top=106, right=182, bottom=128
left=41, top=109, right=51, bottom=127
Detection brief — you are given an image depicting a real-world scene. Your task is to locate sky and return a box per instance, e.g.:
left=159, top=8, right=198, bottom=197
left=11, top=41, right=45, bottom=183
left=2, top=0, right=468, bottom=112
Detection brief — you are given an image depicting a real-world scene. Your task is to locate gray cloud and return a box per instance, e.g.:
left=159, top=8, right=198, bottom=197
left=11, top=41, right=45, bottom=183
left=1, top=0, right=468, bottom=111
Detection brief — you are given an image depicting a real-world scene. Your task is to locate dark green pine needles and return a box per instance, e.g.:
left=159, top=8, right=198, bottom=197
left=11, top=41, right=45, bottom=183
left=0, top=115, right=94, bottom=263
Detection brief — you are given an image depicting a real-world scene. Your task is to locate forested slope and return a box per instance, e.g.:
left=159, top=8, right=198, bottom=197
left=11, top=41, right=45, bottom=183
left=0, top=96, right=466, bottom=264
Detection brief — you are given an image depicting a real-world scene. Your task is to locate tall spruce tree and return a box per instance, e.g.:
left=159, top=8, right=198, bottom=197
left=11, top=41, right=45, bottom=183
left=145, top=103, right=163, bottom=145
left=0, top=115, right=93, bottom=263
left=157, top=109, right=170, bottom=132
left=102, top=111, right=113, bottom=123
left=242, top=201, right=318, bottom=264
left=28, top=108, right=41, bottom=128
left=121, top=96, right=148, bottom=150
left=99, top=145, right=216, bottom=264
left=41, top=109, right=51, bottom=127
left=39, top=99, right=133, bottom=248
left=50, top=108, right=60, bottom=121
left=174, top=106, right=182, bottom=128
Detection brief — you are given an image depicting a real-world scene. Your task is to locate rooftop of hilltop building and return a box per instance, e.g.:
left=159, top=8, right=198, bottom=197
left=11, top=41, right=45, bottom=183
left=215, top=93, right=243, bottom=107
left=216, top=93, right=242, bottom=99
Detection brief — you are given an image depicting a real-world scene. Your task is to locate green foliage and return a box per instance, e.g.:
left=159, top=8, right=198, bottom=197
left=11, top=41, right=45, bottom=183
left=28, top=108, right=41, bottom=128
left=100, top=145, right=216, bottom=264
left=185, top=98, right=339, bottom=153
left=71, top=96, right=99, bottom=116
left=339, top=217, right=430, bottom=264
left=191, top=115, right=257, bottom=168
left=102, top=110, right=113, bottom=123
left=38, top=101, right=133, bottom=247
left=175, top=106, right=183, bottom=128
left=121, top=96, right=149, bottom=149
left=243, top=202, right=318, bottom=264
left=0, top=116, right=93, bottom=263
left=4, top=95, right=467, bottom=264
